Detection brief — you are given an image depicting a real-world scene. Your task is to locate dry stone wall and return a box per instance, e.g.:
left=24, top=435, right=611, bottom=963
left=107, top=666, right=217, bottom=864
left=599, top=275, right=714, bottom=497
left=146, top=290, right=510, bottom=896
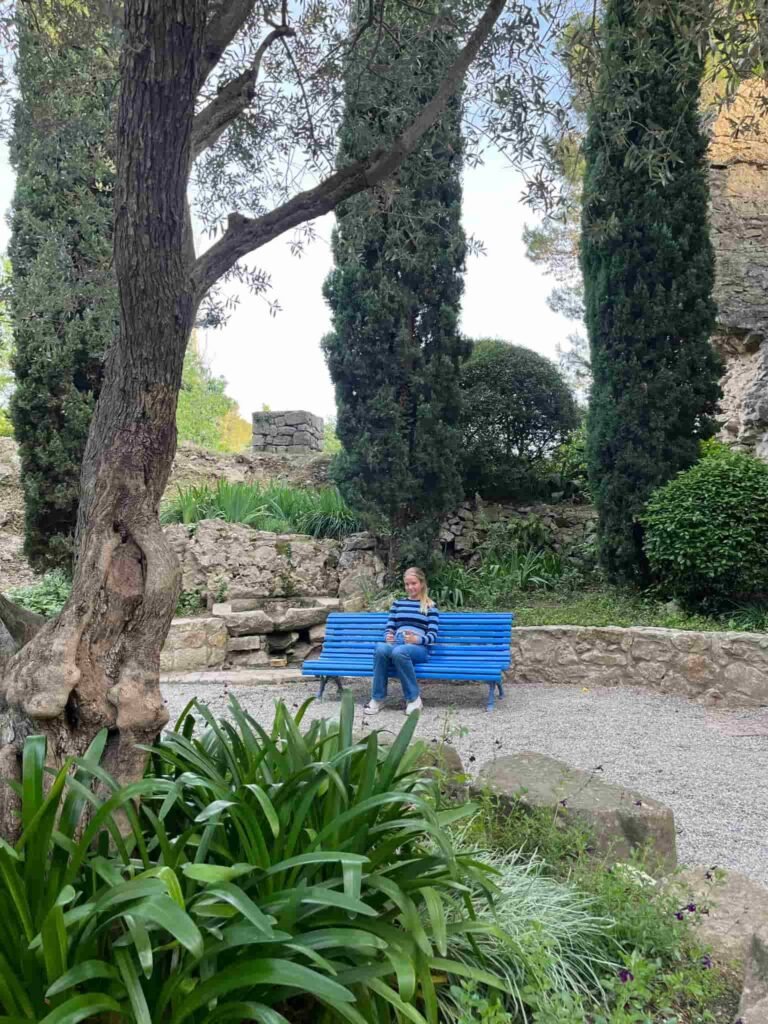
left=251, top=410, right=324, bottom=454
left=440, top=499, right=597, bottom=558
left=164, top=520, right=386, bottom=603
left=511, top=625, right=768, bottom=705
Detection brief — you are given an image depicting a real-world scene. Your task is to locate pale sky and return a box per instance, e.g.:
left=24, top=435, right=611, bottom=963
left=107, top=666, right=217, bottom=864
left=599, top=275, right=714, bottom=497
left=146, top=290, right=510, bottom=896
left=0, top=145, right=573, bottom=422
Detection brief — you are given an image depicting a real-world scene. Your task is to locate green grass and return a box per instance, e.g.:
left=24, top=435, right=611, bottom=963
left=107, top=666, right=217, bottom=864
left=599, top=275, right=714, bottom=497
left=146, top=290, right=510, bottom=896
left=511, top=589, right=717, bottom=631
left=510, top=588, right=768, bottom=632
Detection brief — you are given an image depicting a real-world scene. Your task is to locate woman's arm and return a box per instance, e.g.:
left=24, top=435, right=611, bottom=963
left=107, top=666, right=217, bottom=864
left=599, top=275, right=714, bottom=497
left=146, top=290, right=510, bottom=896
left=424, top=605, right=439, bottom=646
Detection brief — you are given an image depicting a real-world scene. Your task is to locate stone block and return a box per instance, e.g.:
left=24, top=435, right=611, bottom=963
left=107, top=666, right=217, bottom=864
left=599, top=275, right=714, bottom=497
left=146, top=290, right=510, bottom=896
left=272, top=605, right=331, bottom=631
left=270, top=656, right=288, bottom=668
left=218, top=610, right=275, bottom=635
left=160, top=616, right=228, bottom=672
left=227, top=635, right=263, bottom=652
left=309, top=623, right=326, bottom=642
left=477, top=752, right=677, bottom=874
left=230, top=598, right=263, bottom=612
left=228, top=649, right=270, bottom=668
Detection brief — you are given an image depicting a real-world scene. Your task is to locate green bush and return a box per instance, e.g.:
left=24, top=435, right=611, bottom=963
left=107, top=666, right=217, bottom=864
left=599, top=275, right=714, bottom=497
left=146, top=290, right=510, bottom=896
left=7, top=569, right=72, bottom=618
left=642, top=448, right=768, bottom=607
left=460, top=340, right=579, bottom=501
left=160, top=480, right=362, bottom=539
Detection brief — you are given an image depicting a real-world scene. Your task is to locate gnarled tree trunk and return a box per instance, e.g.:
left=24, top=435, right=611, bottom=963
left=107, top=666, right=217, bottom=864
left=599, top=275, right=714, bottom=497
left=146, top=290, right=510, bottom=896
left=0, top=2, right=206, bottom=836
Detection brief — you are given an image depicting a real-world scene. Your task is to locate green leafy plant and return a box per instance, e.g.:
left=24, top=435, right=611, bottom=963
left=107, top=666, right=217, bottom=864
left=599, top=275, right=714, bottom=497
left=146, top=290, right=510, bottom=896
left=7, top=569, right=72, bottom=618
left=642, top=448, right=768, bottom=607
left=2, top=696, right=519, bottom=1023
left=175, top=590, right=204, bottom=617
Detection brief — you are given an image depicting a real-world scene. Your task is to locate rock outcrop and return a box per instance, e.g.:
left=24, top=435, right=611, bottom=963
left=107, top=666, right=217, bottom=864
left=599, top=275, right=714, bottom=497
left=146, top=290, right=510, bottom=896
left=709, top=80, right=768, bottom=461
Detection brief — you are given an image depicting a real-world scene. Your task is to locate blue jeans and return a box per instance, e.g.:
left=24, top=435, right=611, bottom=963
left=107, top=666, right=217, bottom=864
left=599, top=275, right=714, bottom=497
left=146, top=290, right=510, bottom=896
left=372, top=642, right=428, bottom=703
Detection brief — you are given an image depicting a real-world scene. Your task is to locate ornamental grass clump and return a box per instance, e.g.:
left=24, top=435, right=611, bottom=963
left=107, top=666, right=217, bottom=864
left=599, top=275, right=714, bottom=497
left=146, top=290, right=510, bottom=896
left=159, top=480, right=361, bottom=539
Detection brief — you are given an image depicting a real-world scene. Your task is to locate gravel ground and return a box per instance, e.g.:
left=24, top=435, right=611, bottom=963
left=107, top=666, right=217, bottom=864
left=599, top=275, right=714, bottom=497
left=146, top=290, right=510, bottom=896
left=162, top=677, right=768, bottom=887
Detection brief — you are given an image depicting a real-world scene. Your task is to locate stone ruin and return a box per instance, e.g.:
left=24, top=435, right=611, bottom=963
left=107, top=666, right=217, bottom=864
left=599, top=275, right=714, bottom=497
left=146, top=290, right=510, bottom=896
left=252, top=410, right=324, bottom=454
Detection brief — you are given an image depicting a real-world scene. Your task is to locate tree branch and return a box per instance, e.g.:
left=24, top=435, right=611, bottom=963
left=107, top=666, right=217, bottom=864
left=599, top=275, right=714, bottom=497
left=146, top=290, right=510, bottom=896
left=0, top=594, right=45, bottom=653
left=200, top=0, right=258, bottom=83
left=193, top=26, right=294, bottom=158
left=192, top=0, right=506, bottom=301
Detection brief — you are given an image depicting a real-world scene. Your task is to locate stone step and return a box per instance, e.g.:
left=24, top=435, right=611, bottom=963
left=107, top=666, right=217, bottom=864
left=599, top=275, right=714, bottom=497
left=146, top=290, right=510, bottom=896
left=161, top=667, right=307, bottom=687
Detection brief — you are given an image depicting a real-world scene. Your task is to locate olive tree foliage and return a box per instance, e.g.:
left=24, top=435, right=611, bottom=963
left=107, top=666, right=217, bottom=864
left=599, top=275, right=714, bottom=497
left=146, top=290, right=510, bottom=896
left=0, top=0, right=584, bottom=829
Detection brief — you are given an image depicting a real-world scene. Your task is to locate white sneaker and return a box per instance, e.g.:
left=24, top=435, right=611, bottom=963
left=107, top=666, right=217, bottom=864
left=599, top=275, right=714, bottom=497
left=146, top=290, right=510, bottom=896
left=405, top=697, right=423, bottom=715
left=363, top=699, right=385, bottom=715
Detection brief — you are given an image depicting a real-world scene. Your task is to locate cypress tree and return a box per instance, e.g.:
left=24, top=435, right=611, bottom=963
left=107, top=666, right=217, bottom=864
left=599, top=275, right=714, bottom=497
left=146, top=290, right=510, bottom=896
left=8, top=11, right=117, bottom=571
left=323, top=6, right=468, bottom=569
left=581, top=0, right=721, bottom=583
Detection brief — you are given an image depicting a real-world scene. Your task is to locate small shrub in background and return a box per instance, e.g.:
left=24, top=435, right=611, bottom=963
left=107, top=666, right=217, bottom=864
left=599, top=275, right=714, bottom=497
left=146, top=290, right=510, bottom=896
left=460, top=340, right=579, bottom=501
left=642, top=448, right=768, bottom=608
left=7, top=568, right=71, bottom=617
left=175, top=589, right=204, bottom=616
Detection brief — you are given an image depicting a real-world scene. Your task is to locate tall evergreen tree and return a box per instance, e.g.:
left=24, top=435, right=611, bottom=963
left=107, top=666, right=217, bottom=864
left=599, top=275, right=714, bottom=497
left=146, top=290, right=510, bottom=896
left=581, top=0, right=721, bottom=583
left=8, top=9, right=118, bottom=571
left=323, top=6, right=468, bottom=568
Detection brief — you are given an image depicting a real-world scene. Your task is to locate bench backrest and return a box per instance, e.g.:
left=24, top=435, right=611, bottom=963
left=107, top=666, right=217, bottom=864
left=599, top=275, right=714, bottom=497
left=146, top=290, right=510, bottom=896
left=321, top=611, right=513, bottom=670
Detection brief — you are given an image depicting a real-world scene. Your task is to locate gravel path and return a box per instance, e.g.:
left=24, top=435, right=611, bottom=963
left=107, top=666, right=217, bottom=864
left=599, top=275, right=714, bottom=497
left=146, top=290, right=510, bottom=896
left=162, top=677, right=768, bottom=887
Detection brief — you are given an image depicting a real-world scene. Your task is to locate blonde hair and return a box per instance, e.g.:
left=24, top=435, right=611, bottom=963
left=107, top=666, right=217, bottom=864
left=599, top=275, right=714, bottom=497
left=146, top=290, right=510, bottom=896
left=404, top=566, right=434, bottom=615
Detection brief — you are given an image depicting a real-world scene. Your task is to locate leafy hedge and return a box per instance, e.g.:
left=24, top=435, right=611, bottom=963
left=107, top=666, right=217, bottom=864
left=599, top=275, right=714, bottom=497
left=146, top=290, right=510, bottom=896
left=643, top=446, right=768, bottom=607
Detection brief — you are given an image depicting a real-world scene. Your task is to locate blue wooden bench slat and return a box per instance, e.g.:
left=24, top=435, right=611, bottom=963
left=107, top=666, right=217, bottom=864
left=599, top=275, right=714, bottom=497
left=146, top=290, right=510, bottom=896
left=302, top=611, right=513, bottom=711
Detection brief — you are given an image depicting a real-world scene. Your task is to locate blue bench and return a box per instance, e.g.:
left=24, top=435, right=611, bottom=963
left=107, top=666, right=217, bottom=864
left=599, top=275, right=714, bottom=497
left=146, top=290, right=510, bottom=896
left=302, top=611, right=514, bottom=711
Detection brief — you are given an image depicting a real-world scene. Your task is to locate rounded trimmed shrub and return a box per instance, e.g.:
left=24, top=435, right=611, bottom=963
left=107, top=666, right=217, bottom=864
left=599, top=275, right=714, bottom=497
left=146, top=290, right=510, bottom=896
left=642, top=448, right=768, bottom=606
left=460, top=340, right=578, bottom=500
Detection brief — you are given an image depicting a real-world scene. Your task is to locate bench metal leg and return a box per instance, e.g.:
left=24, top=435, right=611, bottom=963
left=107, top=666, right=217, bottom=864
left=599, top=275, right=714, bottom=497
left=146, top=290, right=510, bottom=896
left=486, top=682, right=496, bottom=712
left=497, top=680, right=505, bottom=700
left=317, top=676, right=343, bottom=701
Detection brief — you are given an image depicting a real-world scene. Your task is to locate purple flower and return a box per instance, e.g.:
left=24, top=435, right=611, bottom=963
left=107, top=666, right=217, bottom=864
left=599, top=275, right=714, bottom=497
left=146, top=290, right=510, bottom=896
left=675, top=911, right=685, bottom=921
left=700, top=955, right=713, bottom=969
left=634, top=799, right=643, bottom=806
left=618, top=969, right=634, bottom=984
left=687, top=903, right=697, bottom=913
left=559, top=799, right=568, bottom=808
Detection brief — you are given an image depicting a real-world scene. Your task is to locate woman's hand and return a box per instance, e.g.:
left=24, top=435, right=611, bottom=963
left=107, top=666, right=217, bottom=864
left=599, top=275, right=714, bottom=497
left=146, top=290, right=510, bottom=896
left=403, top=631, right=421, bottom=644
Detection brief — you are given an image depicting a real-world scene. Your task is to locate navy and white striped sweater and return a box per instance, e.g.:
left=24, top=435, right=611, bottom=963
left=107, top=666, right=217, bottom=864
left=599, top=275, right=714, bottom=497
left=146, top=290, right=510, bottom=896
left=385, top=599, right=439, bottom=648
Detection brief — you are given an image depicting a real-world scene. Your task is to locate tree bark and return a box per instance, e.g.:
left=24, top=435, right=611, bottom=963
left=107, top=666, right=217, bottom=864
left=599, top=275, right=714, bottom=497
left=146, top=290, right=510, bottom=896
left=0, top=1, right=207, bottom=834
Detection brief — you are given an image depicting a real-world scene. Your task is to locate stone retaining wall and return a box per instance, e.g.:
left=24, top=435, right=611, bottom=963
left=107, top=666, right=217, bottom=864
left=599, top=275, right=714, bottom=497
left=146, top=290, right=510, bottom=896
left=164, top=521, right=386, bottom=603
left=440, top=500, right=597, bottom=558
left=511, top=625, right=768, bottom=705
left=252, top=410, right=323, bottom=453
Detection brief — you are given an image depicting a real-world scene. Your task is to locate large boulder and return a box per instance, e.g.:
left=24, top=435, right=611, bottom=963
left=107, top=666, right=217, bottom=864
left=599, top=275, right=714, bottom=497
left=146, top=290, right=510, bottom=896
left=477, top=752, right=677, bottom=874
left=673, top=866, right=768, bottom=965
left=165, top=520, right=342, bottom=599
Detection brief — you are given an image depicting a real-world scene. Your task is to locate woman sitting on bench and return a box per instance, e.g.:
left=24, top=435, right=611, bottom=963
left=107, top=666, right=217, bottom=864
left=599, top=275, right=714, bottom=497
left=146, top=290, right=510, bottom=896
left=363, top=566, right=439, bottom=716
